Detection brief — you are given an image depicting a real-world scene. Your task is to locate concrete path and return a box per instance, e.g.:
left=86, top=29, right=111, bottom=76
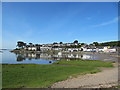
left=51, top=64, right=118, bottom=88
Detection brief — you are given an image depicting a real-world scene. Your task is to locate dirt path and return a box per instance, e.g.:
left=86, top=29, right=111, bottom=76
left=51, top=63, right=118, bottom=88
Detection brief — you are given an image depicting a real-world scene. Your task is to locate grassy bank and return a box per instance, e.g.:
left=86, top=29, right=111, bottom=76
left=54, top=60, right=113, bottom=67
left=3, top=60, right=113, bottom=88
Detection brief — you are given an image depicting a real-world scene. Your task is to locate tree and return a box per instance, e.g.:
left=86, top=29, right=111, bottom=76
left=17, top=41, right=26, bottom=48
left=93, top=42, right=99, bottom=46
left=35, top=44, right=39, bottom=46
left=29, top=43, right=33, bottom=46
left=73, top=40, right=78, bottom=43
left=24, top=43, right=27, bottom=46
left=60, top=42, right=63, bottom=44
left=89, top=44, right=93, bottom=46
left=77, top=45, right=81, bottom=48
left=81, top=43, right=85, bottom=45
left=118, top=41, right=120, bottom=47
left=53, top=42, right=58, bottom=44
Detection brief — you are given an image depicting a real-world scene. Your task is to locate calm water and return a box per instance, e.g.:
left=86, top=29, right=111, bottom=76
left=1, top=50, right=118, bottom=64
left=1, top=50, right=57, bottom=64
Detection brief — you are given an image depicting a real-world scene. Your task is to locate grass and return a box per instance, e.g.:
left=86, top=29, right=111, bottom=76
left=54, top=60, right=113, bottom=67
left=2, top=60, right=113, bottom=88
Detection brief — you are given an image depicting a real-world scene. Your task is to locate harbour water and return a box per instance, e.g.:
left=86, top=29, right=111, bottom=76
left=1, top=50, right=118, bottom=64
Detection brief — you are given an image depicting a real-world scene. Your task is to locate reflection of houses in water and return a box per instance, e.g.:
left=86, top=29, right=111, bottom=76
left=40, top=53, right=52, bottom=59
left=67, top=54, right=74, bottom=58
left=16, top=55, right=26, bottom=62
left=65, top=54, right=83, bottom=59
left=15, top=52, right=94, bottom=61
left=22, top=53, right=40, bottom=59
left=81, top=54, right=91, bottom=59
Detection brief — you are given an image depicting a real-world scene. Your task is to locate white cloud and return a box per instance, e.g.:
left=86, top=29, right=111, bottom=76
left=92, top=17, right=119, bottom=27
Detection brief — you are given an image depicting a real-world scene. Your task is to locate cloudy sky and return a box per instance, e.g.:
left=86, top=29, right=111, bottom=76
left=2, top=2, right=118, bottom=49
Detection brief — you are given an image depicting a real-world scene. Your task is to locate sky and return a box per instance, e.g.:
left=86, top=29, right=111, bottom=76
left=2, top=2, right=118, bottom=49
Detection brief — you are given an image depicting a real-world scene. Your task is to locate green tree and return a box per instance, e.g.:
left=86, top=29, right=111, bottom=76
left=93, top=42, right=99, bottom=46
left=73, top=40, right=78, bottom=43
left=81, top=43, right=85, bottom=45
left=17, top=41, right=26, bottom=48
left=53, top=42, right=58, bottom=44
left=60, top=42, right=63, bottom=44
left=29, top=43, right=33, bottom=46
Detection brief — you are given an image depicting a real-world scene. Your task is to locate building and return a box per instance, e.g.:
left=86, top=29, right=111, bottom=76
left=23, top=42, right=117, bottom=53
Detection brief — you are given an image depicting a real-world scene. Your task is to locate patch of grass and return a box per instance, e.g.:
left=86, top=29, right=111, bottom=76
left=117, top=86, right=120, bottom=88
left=54, top=60, right=113, bottom=67
left=2, top=60, right=113, bottom=88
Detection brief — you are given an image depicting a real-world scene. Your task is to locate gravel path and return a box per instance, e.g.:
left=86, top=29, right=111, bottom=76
left=51, top=64, right=118, bottom=88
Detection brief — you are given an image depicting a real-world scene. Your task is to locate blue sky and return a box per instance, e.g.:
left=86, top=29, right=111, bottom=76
left=2, top=2, right=118, bottom=49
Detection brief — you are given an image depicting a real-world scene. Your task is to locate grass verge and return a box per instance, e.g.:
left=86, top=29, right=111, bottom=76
left=3, top=60, right=113, bottom=88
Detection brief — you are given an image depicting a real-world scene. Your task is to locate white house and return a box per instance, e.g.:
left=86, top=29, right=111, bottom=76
left=31, top=47, right=37, bottom=51
left=52, top=48, right=63, bottom=50
left=103, top=47, right=116, bottom=53
left=40, top=47, right=52, bottom=51
left=96, top=47, right=116, bottom=53
left=81, top=47, right=96, bottom=52
left=28, top=47, right=32, bottom=50
left=68, top=48, right=81, bottom=52
left=27, top=47, right=37, bottom=51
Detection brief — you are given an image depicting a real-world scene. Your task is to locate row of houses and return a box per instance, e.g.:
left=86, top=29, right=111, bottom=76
left=24, top=42, right=82, bottom=51
left=24, top=44, right=117, bottom=53
left=42, top=43, right=81, bottom=47
left=65, top=47, right=117, bottom=53
left=82, top=47, right=117, bottom=53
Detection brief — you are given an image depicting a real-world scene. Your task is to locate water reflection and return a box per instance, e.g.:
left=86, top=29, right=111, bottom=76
left=2, top=50, right=57, bottom=64
left=17, top=55, right=26, bottom=62
left=15, top=53, right=86, bottom=61
left=14, top=52, right=117, bottom=62
left=2, top=50, right=118, bottom=64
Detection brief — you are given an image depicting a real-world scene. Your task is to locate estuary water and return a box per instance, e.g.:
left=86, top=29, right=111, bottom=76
left=1, top=50, right=118, bottom=64
left=1, top=50, right=57, bottom=64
